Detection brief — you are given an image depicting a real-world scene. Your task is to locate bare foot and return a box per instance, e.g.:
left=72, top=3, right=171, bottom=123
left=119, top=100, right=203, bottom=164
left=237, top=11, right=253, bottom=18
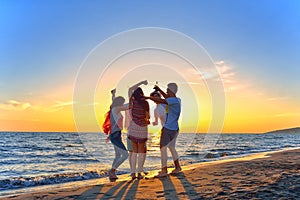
left=137, top=173, right=144, bottom=179
left=154, top=171, right=168, bottom=178
left=131, top=173, right=136, bottom=180
left=171, top=167, right=182, bottom=174
left=143, top=171, right=149, bottom=175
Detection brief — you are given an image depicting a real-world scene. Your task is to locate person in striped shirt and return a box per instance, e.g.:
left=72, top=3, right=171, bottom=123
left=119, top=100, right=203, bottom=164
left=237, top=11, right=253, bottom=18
left=127, top=81, right=150, bottom=179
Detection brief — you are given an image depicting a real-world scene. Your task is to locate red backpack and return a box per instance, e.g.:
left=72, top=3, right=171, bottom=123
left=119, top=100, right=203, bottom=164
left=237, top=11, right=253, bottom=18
left=102, top=111, right=111, bottom=135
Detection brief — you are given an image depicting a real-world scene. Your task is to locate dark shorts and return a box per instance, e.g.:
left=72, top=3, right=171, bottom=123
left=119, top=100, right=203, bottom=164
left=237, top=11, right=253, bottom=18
left=128, top=135, right=148, bottom=143
left=127, top=136, right=147, bottom=151
left=110, top=131, right=127, bottom=151
left=160, top=127, right=179, bottom=147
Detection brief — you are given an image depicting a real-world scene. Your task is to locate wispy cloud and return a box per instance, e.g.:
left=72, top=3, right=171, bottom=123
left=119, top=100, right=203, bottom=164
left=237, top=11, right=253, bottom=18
left=188, top=68, right=217, bottom=80
left=188, top=60, right=246, bottom=93
left=46, top=100, right=75, bottom=112
left=0, top=99, right=75, bottom=113
left=191, top=60, right=266, bottom=95
left=266, top=97, right=291, bottom=101
left=189, top=60, right=236, bottom=83
left=0, top=100, right=31, bottom=111
left=52, top=101, right=74, bottom=108
left=215, top=60, right=236, bottom=83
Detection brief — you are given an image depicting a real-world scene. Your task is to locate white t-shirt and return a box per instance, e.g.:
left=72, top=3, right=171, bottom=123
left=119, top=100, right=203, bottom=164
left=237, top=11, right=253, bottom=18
left=154, top=104, right=166, bottom=126
left=164, top=97, right=181, bottom=130
left=110, top=103, right=129, bottom=133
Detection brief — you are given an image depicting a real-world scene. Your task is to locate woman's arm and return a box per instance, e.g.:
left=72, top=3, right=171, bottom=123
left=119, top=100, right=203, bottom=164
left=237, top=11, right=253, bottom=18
left=105, top=133, right=110, bottom=143
left=128, top=80, right=148, bottom=98
left=105, top=89, right=115, bottom=143
left=114, top=94, right=135, bottom=113
left=145, top=111, right=150, bottom=125
left=145, top=96, right=168, bottom=104
left=145, top=101, right=150, bottom=124
left=111, top=89, right=116, bottom=101
left=114, top=103, right=130, bottom=113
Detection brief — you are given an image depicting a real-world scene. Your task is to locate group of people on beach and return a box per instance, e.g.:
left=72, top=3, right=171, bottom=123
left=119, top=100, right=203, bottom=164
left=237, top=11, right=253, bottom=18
left=104, top=80, right=181, bottom=180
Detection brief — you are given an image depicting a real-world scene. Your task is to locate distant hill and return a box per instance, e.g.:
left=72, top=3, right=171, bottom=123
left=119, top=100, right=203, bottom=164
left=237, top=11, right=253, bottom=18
left=265, top=127, right=300, bottom=134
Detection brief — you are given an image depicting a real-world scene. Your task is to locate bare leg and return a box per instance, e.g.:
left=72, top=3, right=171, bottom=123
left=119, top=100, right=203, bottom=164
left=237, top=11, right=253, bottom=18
left=128, top=151, right=132, bottom=172
left=154, top=146, right=168, bottom=178
left=168, top=133, right=181, bottom=174
left=137, top=142, right=146, bottom=179
left=130, top=141, right=138, bottom=179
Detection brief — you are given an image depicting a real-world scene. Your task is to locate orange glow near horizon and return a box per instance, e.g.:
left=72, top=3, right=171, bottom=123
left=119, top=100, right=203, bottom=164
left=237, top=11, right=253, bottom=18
left=1, top=89, right=299, bottom=133
left=1, top=61, right=299, bottom=133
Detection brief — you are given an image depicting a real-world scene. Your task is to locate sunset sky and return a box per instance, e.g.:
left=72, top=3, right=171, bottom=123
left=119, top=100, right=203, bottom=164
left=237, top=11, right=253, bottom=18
left=1, top=0, right=299, bottom=133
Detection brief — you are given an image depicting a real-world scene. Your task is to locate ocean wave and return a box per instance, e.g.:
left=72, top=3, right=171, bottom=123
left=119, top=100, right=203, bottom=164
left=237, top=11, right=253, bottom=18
left=0, top=170, right=108, bottom=191
left=1, top=132, right=300, bottom=193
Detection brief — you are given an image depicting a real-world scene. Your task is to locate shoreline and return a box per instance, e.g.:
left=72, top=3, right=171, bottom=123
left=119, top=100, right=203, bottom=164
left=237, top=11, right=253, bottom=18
left=1, top=147, right=300, bottom=199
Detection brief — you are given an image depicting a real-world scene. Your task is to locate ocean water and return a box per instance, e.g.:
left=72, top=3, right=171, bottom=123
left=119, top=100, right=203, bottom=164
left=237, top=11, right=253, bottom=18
left=0, top=131, right=300, bottom=195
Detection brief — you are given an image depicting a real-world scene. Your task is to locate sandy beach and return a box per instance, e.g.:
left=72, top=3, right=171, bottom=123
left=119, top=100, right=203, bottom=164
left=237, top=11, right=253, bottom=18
left=1, top=148, right=300, bottom=200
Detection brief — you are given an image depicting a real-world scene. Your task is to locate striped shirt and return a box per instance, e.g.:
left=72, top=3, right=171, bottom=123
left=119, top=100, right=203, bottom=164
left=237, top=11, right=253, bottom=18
left=131, top=100, right=149, bottom=127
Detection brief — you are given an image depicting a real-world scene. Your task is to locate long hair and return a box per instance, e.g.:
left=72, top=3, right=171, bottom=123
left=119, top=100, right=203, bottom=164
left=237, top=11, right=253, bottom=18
left=132, top=87, right=148, bottom=110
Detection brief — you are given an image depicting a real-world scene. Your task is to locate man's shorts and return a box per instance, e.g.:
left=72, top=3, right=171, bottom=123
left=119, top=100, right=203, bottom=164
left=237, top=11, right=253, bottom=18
left=160, top=127, right=179, bottom=147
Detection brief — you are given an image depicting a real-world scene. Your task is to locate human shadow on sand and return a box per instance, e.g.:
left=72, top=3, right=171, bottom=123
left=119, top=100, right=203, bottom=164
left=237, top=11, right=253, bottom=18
left=78, top=172, right=202, bottom=199
left=155, top=172, right=201, bottom=199
left=156, top=175, right=179, bottom=200
left=171, top=172, right=201, bottom=199
left=79, top=179, right=139, bottom=199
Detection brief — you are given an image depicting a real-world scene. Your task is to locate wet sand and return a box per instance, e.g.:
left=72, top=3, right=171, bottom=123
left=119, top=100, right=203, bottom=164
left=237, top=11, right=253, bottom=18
left=1, top=149, right=300, bottom=199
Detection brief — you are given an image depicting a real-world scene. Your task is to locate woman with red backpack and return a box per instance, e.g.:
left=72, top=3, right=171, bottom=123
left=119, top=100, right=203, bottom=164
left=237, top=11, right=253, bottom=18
left=104, top=89, right=131, bottom=180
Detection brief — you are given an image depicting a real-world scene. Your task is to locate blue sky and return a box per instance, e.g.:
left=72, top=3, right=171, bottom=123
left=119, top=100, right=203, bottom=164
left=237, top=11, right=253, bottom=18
left=1, top=0, right=299, bottom=98
left=0, top=0, right=300, bottom=132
